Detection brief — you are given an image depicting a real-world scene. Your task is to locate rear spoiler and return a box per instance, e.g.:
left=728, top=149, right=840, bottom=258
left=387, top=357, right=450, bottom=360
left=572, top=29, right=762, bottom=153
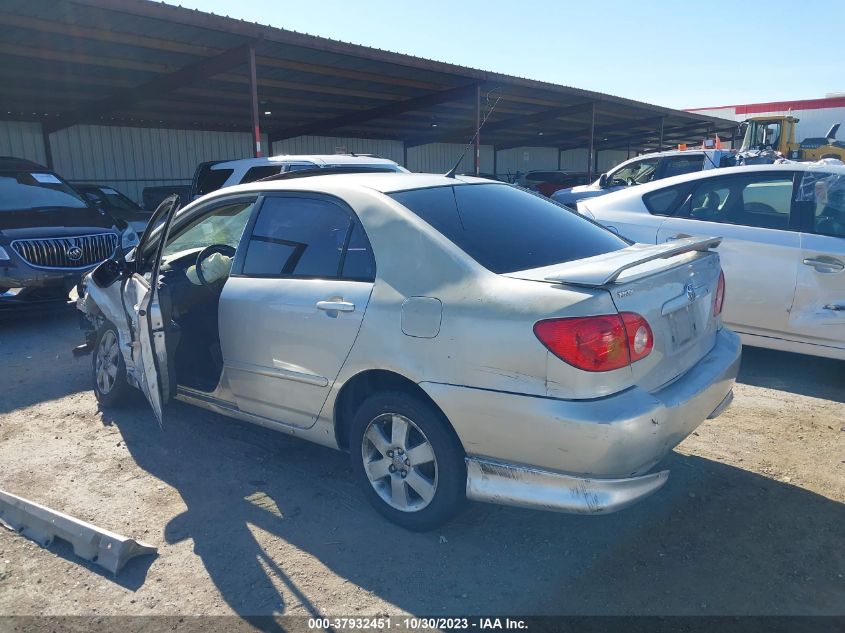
left=544, top=237, right=721, bottom=287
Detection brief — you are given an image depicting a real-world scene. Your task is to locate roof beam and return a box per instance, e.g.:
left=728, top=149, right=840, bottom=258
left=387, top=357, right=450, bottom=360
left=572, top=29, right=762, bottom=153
left=43, top=42, right=255, bottom=133
left=404, top=101, right=595, bottom=148
left=268, top=83, right=481, bottom=142
left=495, top=115, right=665, bottom=151
left=595, top=123, right=712, bottom=151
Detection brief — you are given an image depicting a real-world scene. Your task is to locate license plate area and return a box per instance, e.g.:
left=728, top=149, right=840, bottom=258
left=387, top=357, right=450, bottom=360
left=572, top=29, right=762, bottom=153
left=667, top=304, right=697, bottom=350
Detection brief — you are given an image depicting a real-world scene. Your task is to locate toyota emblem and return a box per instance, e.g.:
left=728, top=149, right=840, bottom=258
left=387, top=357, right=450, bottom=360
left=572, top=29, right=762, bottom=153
left=66, top=246, right=83, bottom=261
left=685, top=282, right=696, bottom=302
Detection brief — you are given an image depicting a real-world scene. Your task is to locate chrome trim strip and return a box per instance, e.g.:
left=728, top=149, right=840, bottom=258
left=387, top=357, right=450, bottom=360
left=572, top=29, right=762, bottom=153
left=10, top=232, right=118, bottom=270
left=225, top=359, right=329, bottom=387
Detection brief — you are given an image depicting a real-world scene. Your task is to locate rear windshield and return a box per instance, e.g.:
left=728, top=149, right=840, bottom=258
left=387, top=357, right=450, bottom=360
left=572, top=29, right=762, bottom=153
left=0, top=171, right=88, bottom=211
left=389, top=183, right=627, bottom=273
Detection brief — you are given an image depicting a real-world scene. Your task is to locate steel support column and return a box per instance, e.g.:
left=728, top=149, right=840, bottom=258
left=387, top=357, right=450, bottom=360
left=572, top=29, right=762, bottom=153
left=658, top=117, right=665, bottom=151
left=248, top=43, right=261, bottom=157
left=587, top=102, right=595, bottom=181
left=474, top=85, right=481, bottom=175
left=42, top=128, right=53, bottom=170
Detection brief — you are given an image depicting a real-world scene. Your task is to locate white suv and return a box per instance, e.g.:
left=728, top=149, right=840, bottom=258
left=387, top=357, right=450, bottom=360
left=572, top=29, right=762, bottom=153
left=190, top=154, right=407, bottom=200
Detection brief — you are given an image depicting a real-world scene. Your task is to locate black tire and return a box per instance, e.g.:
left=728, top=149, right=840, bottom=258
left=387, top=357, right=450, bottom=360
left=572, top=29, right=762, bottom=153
left=92, top=322, right=133, bottom=407
left=350, top=390, right=466, bottom=531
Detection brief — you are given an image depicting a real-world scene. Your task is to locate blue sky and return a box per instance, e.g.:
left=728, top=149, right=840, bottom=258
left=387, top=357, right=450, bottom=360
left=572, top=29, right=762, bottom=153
left=172, top=0, right=845, bottom=110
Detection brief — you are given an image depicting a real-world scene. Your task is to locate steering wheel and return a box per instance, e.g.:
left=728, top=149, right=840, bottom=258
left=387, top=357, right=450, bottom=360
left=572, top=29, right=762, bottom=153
left=195, top=244, right=236, bottom=288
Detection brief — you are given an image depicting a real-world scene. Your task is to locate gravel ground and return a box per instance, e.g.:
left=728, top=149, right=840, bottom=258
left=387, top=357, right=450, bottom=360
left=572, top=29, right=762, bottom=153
left=0, top=307, right=843, bottom=618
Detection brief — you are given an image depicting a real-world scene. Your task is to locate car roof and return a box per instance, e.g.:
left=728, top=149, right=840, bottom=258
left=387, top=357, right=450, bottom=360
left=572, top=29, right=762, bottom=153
left=210, top=154, right=401, bottom=169
left=201, top=172, right=496, bottom=199
left=585, top=162, right=845, bottom=207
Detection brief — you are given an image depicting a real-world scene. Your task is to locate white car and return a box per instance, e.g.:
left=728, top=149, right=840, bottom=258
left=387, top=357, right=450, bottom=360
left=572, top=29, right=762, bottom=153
left=189, top=154, right=407, bottom=200
left=578, top=163, right=845, bottom=360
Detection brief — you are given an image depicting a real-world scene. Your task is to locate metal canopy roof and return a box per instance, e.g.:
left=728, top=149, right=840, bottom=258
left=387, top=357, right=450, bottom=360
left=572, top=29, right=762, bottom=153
left=1, top=0, right=737, bottom=153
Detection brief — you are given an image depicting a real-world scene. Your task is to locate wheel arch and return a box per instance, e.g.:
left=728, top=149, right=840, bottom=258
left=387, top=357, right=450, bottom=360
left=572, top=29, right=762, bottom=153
left=333, top=369, right=462, bottom=453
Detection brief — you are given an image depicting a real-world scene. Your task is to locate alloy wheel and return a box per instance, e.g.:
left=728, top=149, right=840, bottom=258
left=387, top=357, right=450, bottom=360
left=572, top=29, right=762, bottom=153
left=361, top=413, right=438, bottom=512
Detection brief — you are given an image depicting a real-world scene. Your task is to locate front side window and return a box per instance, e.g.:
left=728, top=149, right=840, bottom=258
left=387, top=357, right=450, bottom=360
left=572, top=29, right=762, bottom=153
left=607, top=158, right=659, bottom=187
left=241, top=196, right=370, bottom=279
left=162, top=201, right=256, bottom=260
left=678, top=174, right=796, bottom=231
left=389, top=183, right=627, bottom=274
left=0, top=171, right=88, bottom=211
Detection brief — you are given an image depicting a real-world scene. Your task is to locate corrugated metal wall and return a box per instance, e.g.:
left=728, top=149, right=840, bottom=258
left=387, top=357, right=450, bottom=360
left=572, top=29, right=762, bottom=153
left=559, top=148, right=629, bottom=172
left=271, top=135, right=404, bottom=164
left=495, top=146, right=558, bottom=179
left=0, top=121, right=632, bottom=205
left=49, top=124, right=267, bottom=204
left=406, top=143, right=494, bottom=174
left=0, top=120, right=46, bottom=165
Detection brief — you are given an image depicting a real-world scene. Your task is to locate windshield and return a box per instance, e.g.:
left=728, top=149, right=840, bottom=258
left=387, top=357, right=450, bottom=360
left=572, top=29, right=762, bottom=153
left=389, top=183, right=627, bottom=274
left=89, top=186, right=140, bottom=211
left=740, top=120, right=782, bottom=152
left=607, top=158, right=659, bottom=187
left=0, top=171, right=89, bottom=211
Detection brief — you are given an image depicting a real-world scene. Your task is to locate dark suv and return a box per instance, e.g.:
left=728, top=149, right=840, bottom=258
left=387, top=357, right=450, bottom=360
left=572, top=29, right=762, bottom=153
left=0, top=157, right=137, bottom=309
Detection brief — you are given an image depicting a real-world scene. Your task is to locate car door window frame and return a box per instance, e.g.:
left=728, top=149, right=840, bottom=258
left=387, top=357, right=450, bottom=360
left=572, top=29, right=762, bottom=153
left=136, top=193, right=259, bottom=274
left=230, top=191, right=376, bottom=282
left=657, top=153, right=705, bottom=180
left=672, top=171, right=802, bottom=231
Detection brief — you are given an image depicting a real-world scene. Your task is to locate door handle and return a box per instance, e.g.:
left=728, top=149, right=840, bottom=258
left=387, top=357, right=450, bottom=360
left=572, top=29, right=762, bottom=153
left=823, top=304, right=845, bottom=311
left=664, top=233, right=693, bottom=242
left=316, top=300, right=355, bottom=312
left=803, top=257, right=845, bottom=273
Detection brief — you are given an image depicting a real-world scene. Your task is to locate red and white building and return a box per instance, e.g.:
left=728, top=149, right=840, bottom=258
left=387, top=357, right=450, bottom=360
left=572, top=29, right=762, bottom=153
left=688, top=95, right=845, bottom=141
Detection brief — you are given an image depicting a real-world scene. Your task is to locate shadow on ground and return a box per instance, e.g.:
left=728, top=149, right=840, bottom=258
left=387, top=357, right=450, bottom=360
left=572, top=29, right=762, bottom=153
left=100, top=398, right=844, bottom=619
left=5, top=314, right=843, bottom=618
left=737, top=345, right=845, bottom=403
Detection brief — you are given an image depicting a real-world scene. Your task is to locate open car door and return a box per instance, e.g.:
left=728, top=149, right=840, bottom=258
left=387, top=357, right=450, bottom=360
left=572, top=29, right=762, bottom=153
left=124, top=194, right=181, bottom=424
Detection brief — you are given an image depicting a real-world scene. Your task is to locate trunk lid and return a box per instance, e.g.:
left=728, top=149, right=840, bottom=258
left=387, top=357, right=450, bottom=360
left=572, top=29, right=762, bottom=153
left=507, top=238, right=723, bottom=392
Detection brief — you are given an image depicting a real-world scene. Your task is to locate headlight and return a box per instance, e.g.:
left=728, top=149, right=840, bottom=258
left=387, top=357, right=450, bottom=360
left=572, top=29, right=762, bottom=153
left=121, top=227, right=139, bottom=250
left=0, top=245, right=9, bottom=261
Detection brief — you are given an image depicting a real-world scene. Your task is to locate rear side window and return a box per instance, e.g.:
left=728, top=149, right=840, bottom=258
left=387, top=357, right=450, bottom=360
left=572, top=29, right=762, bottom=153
left=241, top=166, right=282, bottom=183
left=643, top=184, right=689, bottom=216
left=661, top=155, right=704, bottom=178
left=195, top=167, right=233, bottom=196
left=677, top=173, right=796, bottom=231
left=389, top=184, right=627, bottom=273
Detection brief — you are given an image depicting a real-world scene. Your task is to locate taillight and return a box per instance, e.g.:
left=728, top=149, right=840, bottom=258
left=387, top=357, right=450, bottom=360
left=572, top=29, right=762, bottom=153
left=621, top=312, right=654, bottom=362
left=713, top=270, right=725, bottom=317
left=533, top=312, right=653, bottom=372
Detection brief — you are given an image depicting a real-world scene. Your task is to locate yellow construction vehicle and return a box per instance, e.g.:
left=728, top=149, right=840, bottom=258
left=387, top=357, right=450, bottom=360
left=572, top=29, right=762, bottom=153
left=738, top=115, right=845, bottom=162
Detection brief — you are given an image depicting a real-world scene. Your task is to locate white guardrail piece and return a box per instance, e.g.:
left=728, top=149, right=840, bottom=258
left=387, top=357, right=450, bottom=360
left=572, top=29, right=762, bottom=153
left=0, top=489, right=157, bottom=575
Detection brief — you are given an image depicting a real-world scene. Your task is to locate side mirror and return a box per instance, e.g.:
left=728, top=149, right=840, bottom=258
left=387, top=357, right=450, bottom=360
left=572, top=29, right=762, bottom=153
left=599, top=173, right=609, bottom=188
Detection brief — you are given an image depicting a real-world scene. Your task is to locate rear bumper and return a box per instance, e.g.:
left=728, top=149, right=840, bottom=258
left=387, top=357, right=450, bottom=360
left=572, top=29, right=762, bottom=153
left=466, top=458, right=669, bottom=515
left=422, top=328, right=741, bottom=512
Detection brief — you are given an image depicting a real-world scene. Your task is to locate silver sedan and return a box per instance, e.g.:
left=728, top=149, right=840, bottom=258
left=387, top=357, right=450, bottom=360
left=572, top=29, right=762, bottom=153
left=78, top=172, right=740, bottom=530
